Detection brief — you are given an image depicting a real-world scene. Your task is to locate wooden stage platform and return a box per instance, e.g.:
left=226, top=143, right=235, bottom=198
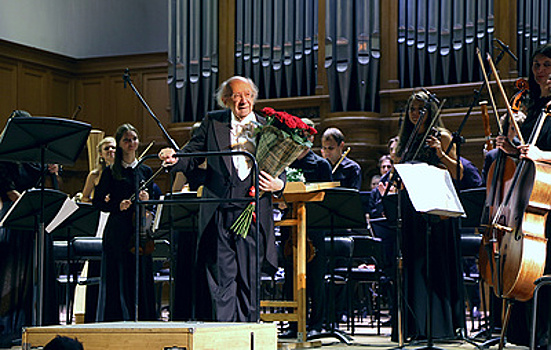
left=22, top=321, right=277, bottom=350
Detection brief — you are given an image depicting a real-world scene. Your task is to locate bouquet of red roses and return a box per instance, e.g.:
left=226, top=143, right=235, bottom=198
left=230, top=107, right=317, bottom=238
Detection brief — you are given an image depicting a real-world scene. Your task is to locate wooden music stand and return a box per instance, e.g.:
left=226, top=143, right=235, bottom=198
left=260, top=185, right=326, bottom=346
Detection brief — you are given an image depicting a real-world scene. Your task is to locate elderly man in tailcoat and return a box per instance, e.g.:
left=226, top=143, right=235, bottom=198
left=159, top=76, right=285, bottom=322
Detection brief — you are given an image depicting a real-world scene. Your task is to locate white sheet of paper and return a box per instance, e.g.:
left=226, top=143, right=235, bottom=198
left=46, top=197, right=79, bottom=233
left=394, top=163, right=466, bottom=218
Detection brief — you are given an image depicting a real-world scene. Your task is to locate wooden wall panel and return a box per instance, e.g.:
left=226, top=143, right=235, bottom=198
left=107, top=74, right=140, bottom=135
left=50, top=73, right=75, bottom=118
left=141, top=71, right=171, bottom=147
left=0, top=59, right=18, bottom=122
left=76, top=78, right=106, bottom=130
left=18, top=64, right=49, bottom=115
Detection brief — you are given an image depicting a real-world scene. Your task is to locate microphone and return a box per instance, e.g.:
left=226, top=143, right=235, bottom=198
left=71, top=105, right=82, bottom=120
left=494, top=38, right=518, bottom=62
left=421, top=88, right=440, bottom=104
left=123, top=68, right=130, bottom=88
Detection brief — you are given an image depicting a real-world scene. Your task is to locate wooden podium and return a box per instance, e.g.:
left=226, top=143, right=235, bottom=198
left=260, top=182, right=338, bottom=346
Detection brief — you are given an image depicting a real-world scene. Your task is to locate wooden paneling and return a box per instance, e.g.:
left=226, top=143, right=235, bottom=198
left=141, top=71, right=171, bottom=146
left=108, top=73, right=140, bottom=134
left=18, top=64, right=49, bottom=115
left=76, top=77, right=106, bottom=129
left=0, top=58, right=18, bottom=121
left=50, top=73, right=75, bottom=117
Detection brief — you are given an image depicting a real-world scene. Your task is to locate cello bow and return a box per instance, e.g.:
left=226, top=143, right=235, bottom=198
left=486, top=53, right=525, bottom=145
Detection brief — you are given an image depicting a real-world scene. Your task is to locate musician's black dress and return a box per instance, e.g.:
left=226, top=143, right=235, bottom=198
left=93, top=164, right=156, bottom=322
left=393, top=133, right=465, bottom=341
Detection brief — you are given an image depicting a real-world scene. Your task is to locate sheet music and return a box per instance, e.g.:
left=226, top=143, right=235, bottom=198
left=0, top=190, right=25, bottom=227
left=46, top=197, right=79, bottom=233
left=153, top=194, right=165, bottom=231
left=394, top=163, right=466, bottom=218
left=95, top=211, right=109, bottom=238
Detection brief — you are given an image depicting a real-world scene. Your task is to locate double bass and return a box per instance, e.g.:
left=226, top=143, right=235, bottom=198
left=491, top=103, right=551, bottom=301
left=478, top=80, right=530, bottom=289
left=476, top=49, right=522, bottom=290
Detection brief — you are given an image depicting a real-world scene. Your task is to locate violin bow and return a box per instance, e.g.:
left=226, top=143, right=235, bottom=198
left=486, top=53, right=525, bottom=145
left=476, top=48, right=503, bottom=136
left=138, top=140, right=155, bottom=161
left=410, top=98, right=447, bottom=161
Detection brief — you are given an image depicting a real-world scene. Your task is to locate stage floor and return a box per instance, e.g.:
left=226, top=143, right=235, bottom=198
left=5, top=323, right=530, bottom=350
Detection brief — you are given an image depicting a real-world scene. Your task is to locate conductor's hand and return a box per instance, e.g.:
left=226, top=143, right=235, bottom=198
left=159, top=148, right=178, bottom=166
left=259, top=170, right=284, bottom=193
left=120, top=199, right=132, bottom=211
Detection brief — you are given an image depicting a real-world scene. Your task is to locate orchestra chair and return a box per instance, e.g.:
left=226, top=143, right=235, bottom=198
left=53, top=237, right=103, bottom=324
left=530, top=275, right=551, bottom=350
left=460, top=231, right=483, bottom=332
left=348, top=234, right=384, bottom=335
left=151, top=239, right=172, bottom=320
left=324, top=235, right=354, bottom=330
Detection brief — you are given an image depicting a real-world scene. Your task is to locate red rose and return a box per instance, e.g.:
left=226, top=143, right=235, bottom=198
left=262, top=107, right=276, bottom=116
left=284, top=115, right=297, bottom=129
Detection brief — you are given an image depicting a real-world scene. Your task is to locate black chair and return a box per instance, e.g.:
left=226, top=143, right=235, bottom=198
left=324, top=236, right=354, bottom=330
left=530, top=275, right=551, bottom=350
left=460, top=232, right=483, bottom=331
left=348, top=235, right=384, bottom=335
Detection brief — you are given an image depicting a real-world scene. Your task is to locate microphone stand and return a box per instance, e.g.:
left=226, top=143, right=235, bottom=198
left=123, top=68, right=181, bottom=321
left=123, top=69, right=180, bottom=150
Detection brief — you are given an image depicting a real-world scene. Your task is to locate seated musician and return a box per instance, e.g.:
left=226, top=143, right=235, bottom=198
left=321, top=127, right=362, bottom=190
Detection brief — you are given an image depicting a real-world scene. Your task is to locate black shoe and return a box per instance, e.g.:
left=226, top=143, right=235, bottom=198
left=307, top=328, right=324, bottom=339
left=278, top=329, right=297, bottom=339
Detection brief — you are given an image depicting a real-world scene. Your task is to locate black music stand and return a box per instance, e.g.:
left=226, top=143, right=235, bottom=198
left=153, top=192, right=200, bottom=321
left=458, top=187, right=486, bottom=229
left=0, top=189, right=68, bottom=231
left=0, top=189, right=69, bottom=325
left=49, top=202, right=101, bottom=240
left=395, top=163, right=465, bottom=350
left=306, top=188, right=366, bottom=344
left=0, top=114, right=91, bottom=326
left=48, top=202, right=101, bottom=323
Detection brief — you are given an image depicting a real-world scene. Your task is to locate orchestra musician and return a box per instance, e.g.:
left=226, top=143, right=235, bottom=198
left=321, top=127, right=362, bottom=190
left=495, top=43, right=551, bottom=348
left=158, top=76, right=285, bottom=322
left=392, top=90, right=464, bottom=341
left=80, top=136, right=116, bottom=203
left=74, top=136, right=116, bottom=323
left=92, top=123, right=156, bottom=322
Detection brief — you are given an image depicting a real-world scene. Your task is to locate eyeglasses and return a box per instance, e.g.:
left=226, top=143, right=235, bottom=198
left=103, top=146, right=116, bottom=151
left=230, top=91, right=253, bottom=101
